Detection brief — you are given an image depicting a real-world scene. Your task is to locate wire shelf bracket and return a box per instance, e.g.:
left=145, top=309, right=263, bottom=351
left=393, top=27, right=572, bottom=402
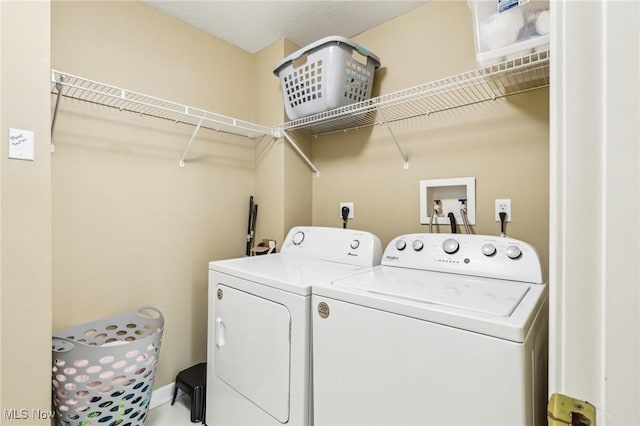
left=275, top=128, right=320, bottom=177
left=50, top=70, right=273, bottom=167
left=178, top=115, right=204, bottom=168
left=50, top=78, right=63, bottom=153
left=377, top=106, right=409, bottom=169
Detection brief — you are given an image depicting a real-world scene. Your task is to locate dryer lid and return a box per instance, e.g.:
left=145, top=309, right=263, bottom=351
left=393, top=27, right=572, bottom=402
left=210, top=254, right=368, bottom=295
left=333, top=267, right=530, bottom=317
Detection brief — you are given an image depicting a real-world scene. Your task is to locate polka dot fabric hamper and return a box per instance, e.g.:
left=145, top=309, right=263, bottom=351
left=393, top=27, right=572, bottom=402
left=51, top=307, right=164, bottom=426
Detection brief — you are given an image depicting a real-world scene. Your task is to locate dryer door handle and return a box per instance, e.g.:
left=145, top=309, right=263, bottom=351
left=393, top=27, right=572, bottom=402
left=215, top=317, right=226, bottom=348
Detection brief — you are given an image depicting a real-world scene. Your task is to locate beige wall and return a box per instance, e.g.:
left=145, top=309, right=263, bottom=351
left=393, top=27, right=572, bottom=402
left=310, top=2, right=550, bottom=276
left=0, top=0, right=52, bottom=422
left=254, top=40, right=287, bottom=246
left=51, top=1, right=258, bottom=388
left=254, top=39, right=312, bottom=246
left=280, top=40, right=313, bottom=237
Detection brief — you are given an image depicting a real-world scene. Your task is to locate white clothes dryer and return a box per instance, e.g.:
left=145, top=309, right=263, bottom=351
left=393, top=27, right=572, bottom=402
left=312, top=233, right=548, bottom=426
left=206, top=226, right=382, bottom=426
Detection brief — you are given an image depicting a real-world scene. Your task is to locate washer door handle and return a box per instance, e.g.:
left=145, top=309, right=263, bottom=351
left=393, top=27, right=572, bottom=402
left=215, top=317, right=226, bottom=348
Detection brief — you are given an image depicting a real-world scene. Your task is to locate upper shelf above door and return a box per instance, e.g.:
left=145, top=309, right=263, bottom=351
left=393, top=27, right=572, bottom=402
left=274, top=50, right=550, bottom=137
left=50, top=70, right=273, bottom=140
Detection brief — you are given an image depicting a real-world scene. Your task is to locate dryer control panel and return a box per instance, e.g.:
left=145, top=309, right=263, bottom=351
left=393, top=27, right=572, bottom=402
left=382, top=233, right=543, bottom=283
left=281, top=226, right=383, bottom=267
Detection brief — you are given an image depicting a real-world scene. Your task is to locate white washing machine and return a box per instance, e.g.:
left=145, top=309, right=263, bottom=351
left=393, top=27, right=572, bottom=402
left=312, top=233, right=548, bottom=426
left=206, top=226, right=382, bottom=426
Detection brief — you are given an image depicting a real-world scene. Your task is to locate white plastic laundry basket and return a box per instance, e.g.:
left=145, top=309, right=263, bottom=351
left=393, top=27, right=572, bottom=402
left=51, top=306, right=164, bottom=426
left=273, top=36, right=381, bottom=120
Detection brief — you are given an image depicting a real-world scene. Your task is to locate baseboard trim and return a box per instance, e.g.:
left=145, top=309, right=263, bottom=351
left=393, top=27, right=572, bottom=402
left=150, top=382, right=175, bottom=409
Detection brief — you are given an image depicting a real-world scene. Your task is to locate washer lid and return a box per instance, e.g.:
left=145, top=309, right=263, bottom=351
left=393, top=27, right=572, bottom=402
left=316, top=265, right=548, bottom=342
left=344, top=267, right=530, bottom=317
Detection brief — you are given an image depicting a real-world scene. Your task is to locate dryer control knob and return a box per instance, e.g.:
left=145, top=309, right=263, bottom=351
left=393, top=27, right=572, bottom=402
left=292, top=231, right=305, bottom=245
left=395, top=239, right=407, bottom=251
left=506, top=245, right=522, bottom=259
left=442, top=238, right=459, bottom=254
left=412, top=240, right=424, bottom=251
left=350, top=239, right=360, bottom=249
left=482, top=243, right=497, bottom=256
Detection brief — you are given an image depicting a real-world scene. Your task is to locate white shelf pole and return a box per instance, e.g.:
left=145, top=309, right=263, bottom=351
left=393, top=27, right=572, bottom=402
left=179, top=115, right=205, bottom=168
left=50, top=83, right=62, bottom=153
left=377, top=106, right=409, bottom=169
left=281, top=130, right=320, bottom=177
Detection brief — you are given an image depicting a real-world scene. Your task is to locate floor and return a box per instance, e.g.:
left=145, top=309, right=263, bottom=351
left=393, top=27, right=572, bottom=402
left=146, top=395, right=197, bottom=426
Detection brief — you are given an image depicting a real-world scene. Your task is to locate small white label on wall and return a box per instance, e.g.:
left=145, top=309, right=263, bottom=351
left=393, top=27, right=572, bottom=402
left=8, top=128, right=34, bottom=161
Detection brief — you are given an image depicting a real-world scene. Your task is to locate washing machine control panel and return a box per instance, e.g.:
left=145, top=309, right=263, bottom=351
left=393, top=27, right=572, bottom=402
left=383, top=233, right=543, bottom=283
left=281, top=226, right=383, bottom=267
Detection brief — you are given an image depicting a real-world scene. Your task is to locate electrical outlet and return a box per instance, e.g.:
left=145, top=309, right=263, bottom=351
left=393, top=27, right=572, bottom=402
left=495, top=199, right=512, bottom=222
left=339, top=202, right=354, bottom=219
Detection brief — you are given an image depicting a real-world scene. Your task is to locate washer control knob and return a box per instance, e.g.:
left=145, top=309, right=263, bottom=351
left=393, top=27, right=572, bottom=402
left=442, top=238, right=459, bottom=254
left=395, top=239, right=407, bottom=251
left=412, top=240, right=424, bottom=251
left=482, top=243, right=497, bottom=257
left=350, top=239, right=360, bottom=249
left=292, top=231, right=305, bottom=245
left=506, top=245, right=522, bottom=259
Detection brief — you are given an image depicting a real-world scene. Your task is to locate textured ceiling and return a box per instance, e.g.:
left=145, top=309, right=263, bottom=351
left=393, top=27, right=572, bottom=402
left=143, top=1, right=428, bottom=53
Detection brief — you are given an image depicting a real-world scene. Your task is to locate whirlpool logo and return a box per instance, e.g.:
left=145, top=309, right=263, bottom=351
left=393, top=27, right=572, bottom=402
left=385, top=255, right=399, bottom=261
left=347, top=252, right=358, bottom=257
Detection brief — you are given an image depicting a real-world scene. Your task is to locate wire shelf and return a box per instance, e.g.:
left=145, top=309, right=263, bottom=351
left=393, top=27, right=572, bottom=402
left=276, top=50, right=550, bottom=136
left=50, top=70, right=273, bottom=139
left=50, top=50, right=548, bottom=172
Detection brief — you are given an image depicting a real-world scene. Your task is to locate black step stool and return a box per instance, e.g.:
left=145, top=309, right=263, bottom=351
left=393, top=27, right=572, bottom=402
left=171, top=362, right=207, bottom=423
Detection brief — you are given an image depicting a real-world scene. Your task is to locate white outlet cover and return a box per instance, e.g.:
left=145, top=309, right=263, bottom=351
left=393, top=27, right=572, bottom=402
left=494, top=198, right=512, bottom=222
left=339, top=202, right=354, bottom=219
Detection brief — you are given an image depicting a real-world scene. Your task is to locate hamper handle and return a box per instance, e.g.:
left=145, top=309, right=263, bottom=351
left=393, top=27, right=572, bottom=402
left=289, top=42, right=376, bottom=65
left=273, top=35, right=381, bottom=75
left=136, top=306, right=163, bottom=320
left=52, top=337, right=75, bottom=353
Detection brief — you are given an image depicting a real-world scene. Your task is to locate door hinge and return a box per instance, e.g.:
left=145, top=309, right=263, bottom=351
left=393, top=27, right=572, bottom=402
left=548, top=393, right=596, bottom=426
